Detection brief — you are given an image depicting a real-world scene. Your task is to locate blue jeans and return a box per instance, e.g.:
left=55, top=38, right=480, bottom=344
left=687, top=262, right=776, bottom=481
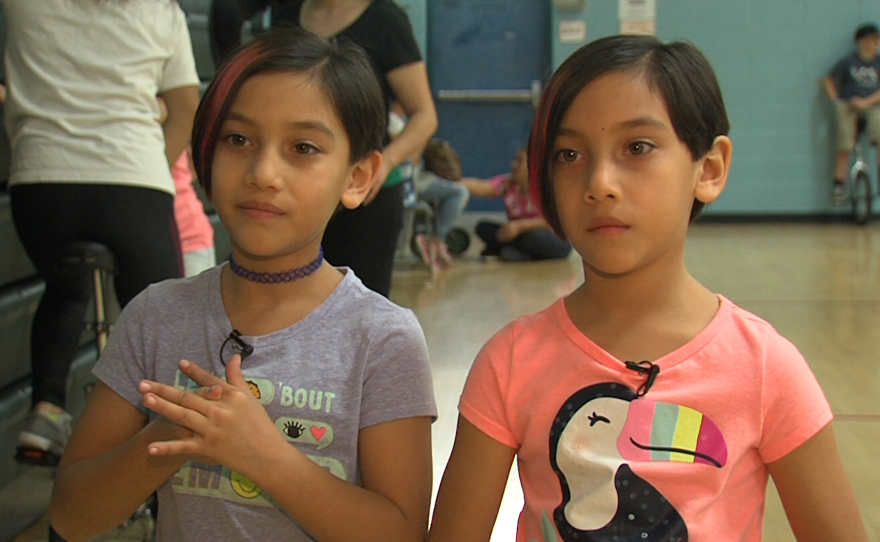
left=418, top=179, right=469, bottom=239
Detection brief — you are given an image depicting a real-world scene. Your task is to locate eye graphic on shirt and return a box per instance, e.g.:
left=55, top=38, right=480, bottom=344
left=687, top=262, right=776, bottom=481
left=284, top=420, right=305, bottom=439
left=275, top=417, right=335, bottom=450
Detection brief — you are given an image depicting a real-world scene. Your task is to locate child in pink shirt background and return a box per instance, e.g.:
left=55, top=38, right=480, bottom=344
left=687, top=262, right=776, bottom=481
left=170, top=149, right=215, bottom=277
left=160, top=96, right=216, bottom=277
left=462, top=148, right=571, bottom=262
left=429, top=35, right=867, bottom=541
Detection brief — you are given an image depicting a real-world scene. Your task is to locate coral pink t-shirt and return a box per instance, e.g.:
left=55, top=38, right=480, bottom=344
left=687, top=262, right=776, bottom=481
left=487, top=174, right=541, bottom=221
left=171, top=151, right=214, bottom=253
left=460, top=295, right=832, bottom=542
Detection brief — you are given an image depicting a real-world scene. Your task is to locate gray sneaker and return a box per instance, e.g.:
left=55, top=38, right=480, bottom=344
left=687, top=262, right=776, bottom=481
left=16, top=409, right=73, bottom=466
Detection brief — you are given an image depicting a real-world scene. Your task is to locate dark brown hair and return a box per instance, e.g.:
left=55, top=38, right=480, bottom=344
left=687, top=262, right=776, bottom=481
left=422, top=139, right=463, bottom=181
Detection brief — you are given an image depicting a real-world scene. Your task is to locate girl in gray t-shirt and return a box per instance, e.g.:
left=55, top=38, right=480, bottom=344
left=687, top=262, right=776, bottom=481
left=51, top=29, right=436, bottom=542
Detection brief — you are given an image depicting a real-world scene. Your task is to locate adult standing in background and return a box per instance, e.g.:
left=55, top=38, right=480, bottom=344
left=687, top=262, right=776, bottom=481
left=3, top=0, right=200, bottom=466
left=210, top=0, right=438, bottom=296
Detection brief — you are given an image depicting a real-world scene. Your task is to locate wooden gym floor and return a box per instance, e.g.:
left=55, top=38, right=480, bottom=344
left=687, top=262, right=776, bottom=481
left=10, top=219, right=880, bottom=541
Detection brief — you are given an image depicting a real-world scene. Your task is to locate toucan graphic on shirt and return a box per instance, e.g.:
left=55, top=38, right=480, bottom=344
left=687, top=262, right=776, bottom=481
left=544, top=382, right=729, bottom=542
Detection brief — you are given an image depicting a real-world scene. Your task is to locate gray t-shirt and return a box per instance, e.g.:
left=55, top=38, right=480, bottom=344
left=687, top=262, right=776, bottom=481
left=829, top=51, right=880, bottom=100
left=94, top=266, right=437, bottom=541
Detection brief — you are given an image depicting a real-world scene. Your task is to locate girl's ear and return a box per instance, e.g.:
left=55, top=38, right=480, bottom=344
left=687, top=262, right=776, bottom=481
left=695, top=135, right=732, bottom=204
left=340, top=151, right=383, bottom=209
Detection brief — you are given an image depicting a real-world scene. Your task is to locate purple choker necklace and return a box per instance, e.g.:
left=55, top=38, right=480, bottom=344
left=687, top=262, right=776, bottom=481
left=228, top=247, right=324, bottom=284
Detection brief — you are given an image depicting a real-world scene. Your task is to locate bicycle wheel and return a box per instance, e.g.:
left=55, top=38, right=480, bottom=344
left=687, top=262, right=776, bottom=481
left=445, top=227, right=471, bottom=255
left=851, top=169, right=873, bottom=225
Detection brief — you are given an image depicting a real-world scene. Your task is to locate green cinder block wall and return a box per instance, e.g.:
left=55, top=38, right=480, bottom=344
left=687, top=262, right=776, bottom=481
left=552, top=0, right=880, bottom=216
left=411, top=0, right=880, bottom=216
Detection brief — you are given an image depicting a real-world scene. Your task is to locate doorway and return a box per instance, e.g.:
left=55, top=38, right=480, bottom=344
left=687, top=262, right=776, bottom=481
left=428, top=0, right=550, bottom=210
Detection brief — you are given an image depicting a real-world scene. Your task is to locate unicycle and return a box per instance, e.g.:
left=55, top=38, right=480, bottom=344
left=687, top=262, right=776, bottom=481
left=849, top=117, right=873, bottom=225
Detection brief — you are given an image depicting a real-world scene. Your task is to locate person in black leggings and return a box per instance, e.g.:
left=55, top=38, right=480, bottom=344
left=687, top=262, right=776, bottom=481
left=4, top=0, right=200, bottom=467
left=11, top=184, right=182, bottom=414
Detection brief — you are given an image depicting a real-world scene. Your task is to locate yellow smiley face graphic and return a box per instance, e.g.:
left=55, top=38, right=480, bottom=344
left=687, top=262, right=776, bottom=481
left=230, top=470, right=262, bottom=499
left=246, top=380, right=261, bottom=399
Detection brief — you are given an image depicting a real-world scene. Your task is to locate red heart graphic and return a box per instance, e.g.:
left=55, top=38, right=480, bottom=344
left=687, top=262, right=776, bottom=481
left=311, top=426, right=327, bottom=441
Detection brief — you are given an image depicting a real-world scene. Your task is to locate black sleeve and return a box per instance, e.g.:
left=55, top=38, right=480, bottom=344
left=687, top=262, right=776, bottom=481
left=208, top=0, right=271, bottom=65
left=370, top=1, right=423, bottom=74
left=270, top=0, right=303, bottom=25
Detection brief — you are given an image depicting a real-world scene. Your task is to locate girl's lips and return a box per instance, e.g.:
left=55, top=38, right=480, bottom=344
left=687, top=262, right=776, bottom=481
left=588, top=217, right=628, bottom=232
left=240, top=201, right=284, bottom=218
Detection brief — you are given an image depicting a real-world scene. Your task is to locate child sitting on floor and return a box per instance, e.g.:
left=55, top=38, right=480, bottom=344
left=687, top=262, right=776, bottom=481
left=461, top=147, right=571, bottom=262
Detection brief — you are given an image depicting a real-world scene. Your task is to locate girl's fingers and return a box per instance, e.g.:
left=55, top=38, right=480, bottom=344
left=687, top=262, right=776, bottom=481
left=147, top=439, right=199, bottom=457
left=139, top=380, right=222, bottom=402
left=143, top=392, right=207, bottom=433
left=177, top=359, right=225, bottom=389
left=141, top=379, right=207, bottom=409
left=203, top=385, right=223, bottom=401
left=224, top=354, right=248, bottom=389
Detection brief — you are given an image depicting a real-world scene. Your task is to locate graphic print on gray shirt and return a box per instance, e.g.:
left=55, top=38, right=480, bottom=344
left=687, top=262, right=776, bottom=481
left=94, top=266, right=436, bottom=541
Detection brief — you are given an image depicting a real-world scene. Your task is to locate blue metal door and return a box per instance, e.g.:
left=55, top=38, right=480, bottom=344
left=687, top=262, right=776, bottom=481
left=428, top=0, right=550, bottom=210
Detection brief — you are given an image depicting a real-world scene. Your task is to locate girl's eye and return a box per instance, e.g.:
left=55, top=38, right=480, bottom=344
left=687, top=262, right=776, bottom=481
left=628, top=141, right=654, bottom=155
left=225, top=134, right=250, bottom=147
left=554, top=149, right=581, bottom=163
left=294, top=143, right=318, bottom=155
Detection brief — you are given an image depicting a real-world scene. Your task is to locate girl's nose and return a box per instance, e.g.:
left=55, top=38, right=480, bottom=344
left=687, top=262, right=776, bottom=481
left=247, top=148, right=284, bottom=190
left=585, top=159, right=620, bottom=202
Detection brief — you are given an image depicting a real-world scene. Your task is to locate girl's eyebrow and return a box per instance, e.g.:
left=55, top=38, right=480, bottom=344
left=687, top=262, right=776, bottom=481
left=224, top=111, right=336, bottom=140
left=557, top=116, right=670, bottom=138
left=284, top=120, right=336, bottom=140
left=619, top=116, right=669, bottom=131
left=225, top=111, right=256, bottom=125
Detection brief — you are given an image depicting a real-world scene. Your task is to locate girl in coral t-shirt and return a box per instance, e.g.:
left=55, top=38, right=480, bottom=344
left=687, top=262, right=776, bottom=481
left=429, top=35, right=867, bottom=542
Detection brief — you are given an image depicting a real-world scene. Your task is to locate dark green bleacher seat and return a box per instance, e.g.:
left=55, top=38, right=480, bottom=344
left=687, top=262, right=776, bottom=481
left=179, top=0, right=216, bottom=81
left=1, top=11, right=10, bottom=189
left=0, top=382, right=30, bottom=490
left=0, top=195, right=37, bottom=285
left=0, top=344, right=97, bottom=510
left=0, top=279, right=43, bottom=392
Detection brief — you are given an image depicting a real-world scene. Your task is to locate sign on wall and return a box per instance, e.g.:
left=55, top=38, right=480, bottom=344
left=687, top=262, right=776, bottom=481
left=619, top=0, right=656, bottom=35
left=618, top=0, right=655, bottom=18
left=559, top=19, right=587, bottom=44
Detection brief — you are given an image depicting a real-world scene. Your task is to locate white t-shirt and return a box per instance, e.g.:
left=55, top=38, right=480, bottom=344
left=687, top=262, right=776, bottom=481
left=2, top=0, right=200, bottom=195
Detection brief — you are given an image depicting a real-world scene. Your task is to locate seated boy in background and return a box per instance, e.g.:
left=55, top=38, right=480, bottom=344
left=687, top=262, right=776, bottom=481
left=824, top=23, right=880, bottom=204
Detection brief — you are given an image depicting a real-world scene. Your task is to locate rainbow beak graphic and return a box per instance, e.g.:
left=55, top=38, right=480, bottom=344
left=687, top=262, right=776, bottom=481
left=617, top=399, right=728, bottom=468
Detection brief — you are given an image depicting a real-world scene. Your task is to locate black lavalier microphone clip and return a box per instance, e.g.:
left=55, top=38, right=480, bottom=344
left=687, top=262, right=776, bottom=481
left=625, top=360, right=660, bottom=397
left=220, top=329, right=254, bottom=366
